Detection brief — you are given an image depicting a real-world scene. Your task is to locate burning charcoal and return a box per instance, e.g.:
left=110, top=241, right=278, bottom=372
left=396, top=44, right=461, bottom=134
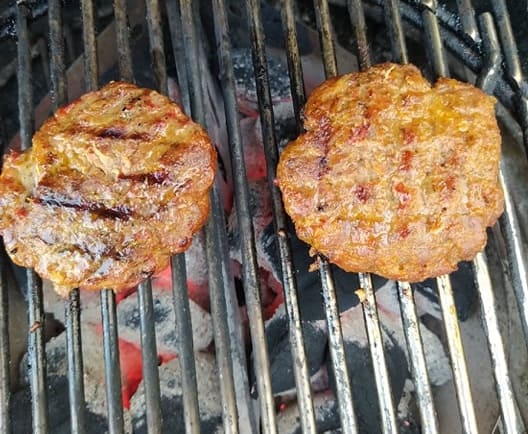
left=229, top=180, right=284, bottom=319
left=258, top=222, right=283, bottom=283
left=116, top=288, right=213, bottom=356
left=130, top=353, right=222, bottom=433
left=238, top=116, right=267, bottom=181
left=228, top=181, right=276, bottom=276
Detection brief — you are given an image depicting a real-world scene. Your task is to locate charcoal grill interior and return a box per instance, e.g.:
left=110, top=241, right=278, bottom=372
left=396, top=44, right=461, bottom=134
left=1, top=0, right=528, bottom=433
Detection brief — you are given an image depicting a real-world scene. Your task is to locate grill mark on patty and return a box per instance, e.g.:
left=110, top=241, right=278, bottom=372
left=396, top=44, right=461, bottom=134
left=118, top=171, right=169, bottom=184
left=72, top=123, right=153, bottom=141
left=315, top=116, right=332, bottom=179
left=97, top=126, right=152, bottom=141
left=35, top=193, right=133, bottom=220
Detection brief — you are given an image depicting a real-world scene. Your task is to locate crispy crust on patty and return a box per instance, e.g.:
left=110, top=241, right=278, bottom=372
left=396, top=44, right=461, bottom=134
left=276, top=63, right=503, bottom=282
left=0, top=81, right=216, bottom=295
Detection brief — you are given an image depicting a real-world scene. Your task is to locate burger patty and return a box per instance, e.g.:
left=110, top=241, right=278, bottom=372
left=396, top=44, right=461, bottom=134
left=0, top=81, right=216, bottom=296
left=276, top=63, right=503, bottom=282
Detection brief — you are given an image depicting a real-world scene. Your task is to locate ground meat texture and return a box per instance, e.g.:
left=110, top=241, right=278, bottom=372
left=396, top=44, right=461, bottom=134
left=276, top=63, right=503, bottom=282
left=0, top=81, right=216, bottom=296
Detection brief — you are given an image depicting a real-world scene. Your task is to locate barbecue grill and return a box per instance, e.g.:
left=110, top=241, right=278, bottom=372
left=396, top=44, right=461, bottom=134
left=1, top=0, right=527, bottom=432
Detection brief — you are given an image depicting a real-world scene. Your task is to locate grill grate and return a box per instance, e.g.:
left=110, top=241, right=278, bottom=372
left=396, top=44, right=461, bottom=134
left=2, top=0, right=527, bottom=433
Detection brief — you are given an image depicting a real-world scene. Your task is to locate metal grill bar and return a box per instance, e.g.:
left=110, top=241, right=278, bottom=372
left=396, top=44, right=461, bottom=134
left=345, top=1, right=400, bottom=431
left=100, top=290, right=124, bottom=434
left=164, top=6, right=202, bottom=431
left=145, top=0, right=168, bottom=94
left=397, top=283, right=439, bottom=434
left=80, top=0, right=98, bottom=92
left=26, top=269, right=48, bottom=434
left=16, top=3, right=34, bottom=149
left=170, top=254, right=200, bottom=433
left=347, top=0, right=371, bottom=69
left=48, top=0, right=67, bottom=109
left=179, top=0, right=203, bottom=124
left=17, top=3, right=49, bottom=433
left=476, top=14, right=524, bottom=433
left=384, top=0, right=408, bottom=64
left=0, top=247, right=10, bottom=434
left=165, top=4, right=214, bottom=428
left=204, top=192, right=240, bottom=434
left=80, top=1, right=125, bottom=429
left=49, top=3, right=88, bottom=432
left=165, top=0, right=191, bottom=114
left=498, top=170, right=528, bottom=340
left=456, top=0, right=479, bottom=42
left=113, top=0, right=134, bottom=83
left=137, top=281, right=162, bottom=434
left=420, top=0, right=448, bottom=77
left=65, top=290, right=86, bottom=434
left=136, top=2, right=168, bottom=429
left=474, top=251, right=524, bottom=433
left=244, top=0, right=318, bottom=431
left=212, top=0, right=278, bottom=432
left=310, top=2, right=359, bottom=431
left=487, top=0, right=528, bottom=348
left=318, top=260, right=357, bottom=433
left=436, top=275, right=479, bottom=433
left=314, top=0, right=338, bottom=77
left=383, top=3, right=439, bottom=432
left=151, top=12, right=204, bottom=424
left=476, top=14, right=500, bottom=91
left=359, top=274, right=398, bottom=433
left=211, top=181, right=256, bottom=434
left=490, top=0, right=523, bottom=92
left=179, top=1, right=242, bottom=431
left=420, top=3, right=483, bottom=431
left=279, top=0, right=306, bottom=126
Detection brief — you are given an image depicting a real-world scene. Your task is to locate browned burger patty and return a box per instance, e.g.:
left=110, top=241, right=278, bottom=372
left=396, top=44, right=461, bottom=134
left=276, top=63, right=503, bottom=282
left=0, top=81, right=216, bottom=296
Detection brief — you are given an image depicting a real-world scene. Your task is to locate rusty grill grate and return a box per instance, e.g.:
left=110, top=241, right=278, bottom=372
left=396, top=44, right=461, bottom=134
left=1, top=0, right=528, bottom=433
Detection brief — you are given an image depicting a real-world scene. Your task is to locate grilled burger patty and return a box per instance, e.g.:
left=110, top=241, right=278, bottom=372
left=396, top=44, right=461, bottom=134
left=276, top=63, right=503, bottom=282
left=0, top=81, right=216, bottom=296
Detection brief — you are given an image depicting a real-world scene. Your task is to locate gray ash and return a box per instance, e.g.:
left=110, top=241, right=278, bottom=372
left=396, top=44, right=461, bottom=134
left=131, top=353, right=223, bottom=433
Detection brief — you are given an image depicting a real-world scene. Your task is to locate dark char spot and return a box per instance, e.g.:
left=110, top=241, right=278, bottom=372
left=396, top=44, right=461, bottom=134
left=118, top=171, right=169, bottom=184
left=35, top=194, right=133, bottom=221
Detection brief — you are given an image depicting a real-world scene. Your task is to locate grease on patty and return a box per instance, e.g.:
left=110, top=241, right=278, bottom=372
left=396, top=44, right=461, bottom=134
left=276, top=63, right=503, bottom=282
